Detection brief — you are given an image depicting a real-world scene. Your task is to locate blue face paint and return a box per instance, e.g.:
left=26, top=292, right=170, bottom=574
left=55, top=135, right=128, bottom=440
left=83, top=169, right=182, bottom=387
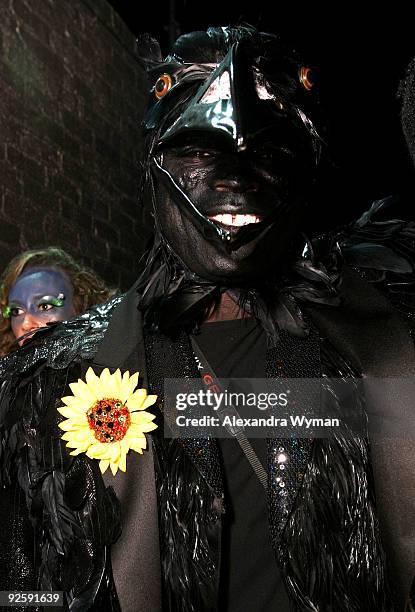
left=7, top=267, right=76, bottom=345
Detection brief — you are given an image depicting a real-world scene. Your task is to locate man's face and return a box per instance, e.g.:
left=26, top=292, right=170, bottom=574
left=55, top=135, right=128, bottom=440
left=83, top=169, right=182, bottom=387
left=7, top=267, right=76, bottom=346
left=154, top=129, right=312, bottom=285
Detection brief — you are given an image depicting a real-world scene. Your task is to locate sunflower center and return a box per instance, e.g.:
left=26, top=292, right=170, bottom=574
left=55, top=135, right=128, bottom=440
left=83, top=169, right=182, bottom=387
left=87, top=398, right=131, bottom=443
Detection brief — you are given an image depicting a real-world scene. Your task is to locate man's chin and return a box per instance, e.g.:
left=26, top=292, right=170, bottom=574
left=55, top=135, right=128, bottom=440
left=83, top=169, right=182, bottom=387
left=187, top=234, right=289, bottom=285
left=186, top=254, right=272, bottom=286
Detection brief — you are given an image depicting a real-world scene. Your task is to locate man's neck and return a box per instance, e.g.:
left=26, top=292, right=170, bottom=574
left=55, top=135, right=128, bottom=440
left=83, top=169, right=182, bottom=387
left=206, top=292, right=249, bottom=323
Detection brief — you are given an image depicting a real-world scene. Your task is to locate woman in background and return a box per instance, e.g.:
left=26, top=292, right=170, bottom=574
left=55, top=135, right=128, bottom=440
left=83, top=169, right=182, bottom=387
left=0, top=247, right=115, bottom=356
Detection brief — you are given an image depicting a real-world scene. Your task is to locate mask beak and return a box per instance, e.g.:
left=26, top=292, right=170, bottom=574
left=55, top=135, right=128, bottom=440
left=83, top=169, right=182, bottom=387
left=158, top=41, right=291, bottom=151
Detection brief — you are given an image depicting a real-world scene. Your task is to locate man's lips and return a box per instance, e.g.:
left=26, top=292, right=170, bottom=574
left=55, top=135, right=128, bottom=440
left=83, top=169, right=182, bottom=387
left=208, top=213, right=263, bottom=228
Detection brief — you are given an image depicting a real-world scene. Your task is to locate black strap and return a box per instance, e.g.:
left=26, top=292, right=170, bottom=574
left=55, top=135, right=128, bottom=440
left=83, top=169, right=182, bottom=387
left=190, top=336, right=268, bottom=490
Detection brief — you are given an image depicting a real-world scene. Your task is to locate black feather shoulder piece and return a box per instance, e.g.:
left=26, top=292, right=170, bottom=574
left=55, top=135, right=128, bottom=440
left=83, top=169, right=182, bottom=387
left=136, top=233, right=342, bottom=346
left=339, top=196, right=415, bottom=334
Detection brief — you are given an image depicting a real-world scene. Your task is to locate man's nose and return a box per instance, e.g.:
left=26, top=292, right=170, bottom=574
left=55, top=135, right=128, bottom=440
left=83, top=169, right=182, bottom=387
left=213, top=177, right=258, bottom=193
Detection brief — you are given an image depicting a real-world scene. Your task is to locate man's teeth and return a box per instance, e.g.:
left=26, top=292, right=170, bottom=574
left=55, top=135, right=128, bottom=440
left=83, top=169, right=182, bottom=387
left=209, top=213, right=261, bottom=227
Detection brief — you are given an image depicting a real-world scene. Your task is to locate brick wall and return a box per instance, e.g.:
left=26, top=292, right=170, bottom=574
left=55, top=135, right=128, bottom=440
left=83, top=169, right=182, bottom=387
left=0, top=0, right=148, bottom=290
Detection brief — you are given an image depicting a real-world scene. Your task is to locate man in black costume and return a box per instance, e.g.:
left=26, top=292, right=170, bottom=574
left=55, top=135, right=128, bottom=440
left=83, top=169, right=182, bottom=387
left=1, top=24, right=415, bottom=611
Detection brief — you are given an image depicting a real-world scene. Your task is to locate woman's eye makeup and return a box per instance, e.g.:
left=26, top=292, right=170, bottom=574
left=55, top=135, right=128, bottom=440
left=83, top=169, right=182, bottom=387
left=2, top=293, right=66, bottom=318
left=2, top=305, right=11, bottom=318
left=3, top=304, right=24, bottom=318
left=37, top=293, right=66, bottom=310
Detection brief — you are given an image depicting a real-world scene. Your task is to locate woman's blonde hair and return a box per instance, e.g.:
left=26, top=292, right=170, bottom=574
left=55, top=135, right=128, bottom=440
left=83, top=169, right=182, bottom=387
left=0, top=247, right=116, bottom=356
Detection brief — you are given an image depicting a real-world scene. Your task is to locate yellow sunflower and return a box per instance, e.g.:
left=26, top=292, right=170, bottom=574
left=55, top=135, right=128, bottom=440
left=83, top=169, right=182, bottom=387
left=57, top=367, right=157, bottom=475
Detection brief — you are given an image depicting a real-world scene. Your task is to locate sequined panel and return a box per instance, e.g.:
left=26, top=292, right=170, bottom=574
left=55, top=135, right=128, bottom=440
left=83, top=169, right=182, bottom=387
left=144, top=329, right=223, bottom=497
left=268, top=437, right=314, bottom=545
left=266, top=325, right=320, bottom=544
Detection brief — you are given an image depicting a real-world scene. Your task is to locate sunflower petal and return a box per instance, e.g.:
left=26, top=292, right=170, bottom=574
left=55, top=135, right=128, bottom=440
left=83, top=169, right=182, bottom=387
left=128, top=437, right=146, bottom=453
left=65, top=439, right=87, bottom=449
left=110, top=441, right=121, bottom=463
left=68, top=437, right=92, bottom=452
left=99, top=459, right=110, bottom=474
left=98, top=369, right=112, bottom=399
left=142, top=395, right=157, bottom=410
left=140, top=422, right=158, bottom=433
left=58, top=418, right=87, bottom=431
left=61, top=395, right=89, bottom=410
left=70, top=379, right=96, bottom=403
left=117, top=452, right=127, bottom=472
left=128, top=423, right=149, bottom=438
left=61, top=428, right=92, bottom=443
left=120, top=387, right=131, bottom=404
left=130, top=411, right=156, bottom=425
left=126, top=388, right=147, bottom=411
left=120, top=438, right=130, bottom=454
left=111, top=369, right=123, bottom=399
left=110, top=461, right=119, bottom=476
left=85, top=368, right=101, bottom=394
left=99, top=368, right=111, bottom=384
left=127, top=371, right=139, bottom=393
left=70, top=448, right=87, bottom=456
left=70, top=437, right=91, bottom=450
left=57, top=406, right=85, bottom=419
left=87, top=443, right=111, bottom=460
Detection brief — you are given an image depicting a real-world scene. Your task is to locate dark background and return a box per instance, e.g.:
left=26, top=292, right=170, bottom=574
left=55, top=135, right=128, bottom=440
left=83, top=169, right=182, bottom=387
left=108, top=1, right=415, bottom=226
